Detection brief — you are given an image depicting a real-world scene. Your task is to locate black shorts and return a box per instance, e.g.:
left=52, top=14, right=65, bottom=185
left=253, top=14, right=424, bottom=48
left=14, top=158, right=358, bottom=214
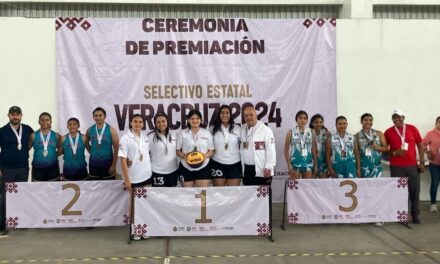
left=179, top=163, right=211, bottom=182
left=89, top=158, right=114, bottom=180
left=131, top=178, right=152, bottom=187
left=88, top=166, right=115, bottom=180
left=32, top=164, right=60, bottom=181
left=210, top=160, right=242, bottom=179
left=151, top=170, right=179, bottom=187
left=63, top=167, right=88, bottom=181
left=243, top=164, right=272, bottom=186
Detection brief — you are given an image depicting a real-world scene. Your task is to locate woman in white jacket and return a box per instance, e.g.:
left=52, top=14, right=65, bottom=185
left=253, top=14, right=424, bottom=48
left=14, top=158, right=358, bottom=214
left=240, top=106, right=276, bottom=185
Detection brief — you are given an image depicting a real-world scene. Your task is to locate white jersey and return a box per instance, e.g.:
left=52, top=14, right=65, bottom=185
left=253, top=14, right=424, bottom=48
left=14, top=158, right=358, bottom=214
left=240, top=121, right=276, bottom=177
left=177, top=127, right=214, bottom=171
left=118, top=130, right=152, bottom=184
left=147, top=130, right=178, bottom=174
left=211, top=124, right=241, bottom=165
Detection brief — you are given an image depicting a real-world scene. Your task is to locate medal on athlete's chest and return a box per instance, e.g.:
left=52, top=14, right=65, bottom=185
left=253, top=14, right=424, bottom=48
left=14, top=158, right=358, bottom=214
left=43, top=149, right=48, bottom=157
left=341, top=149, right=347, bottom=158
left=224, top=143, right=229, bottom=150
left=243, top=141, right=249, bottom=149
left=139, top=153, right=143, bottom=162
left=17, top=144, right=22, bottom=150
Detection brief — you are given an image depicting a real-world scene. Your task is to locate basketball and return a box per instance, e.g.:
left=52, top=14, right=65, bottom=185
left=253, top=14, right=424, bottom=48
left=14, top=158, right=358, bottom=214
left=185, top=151, right=205, bottom=168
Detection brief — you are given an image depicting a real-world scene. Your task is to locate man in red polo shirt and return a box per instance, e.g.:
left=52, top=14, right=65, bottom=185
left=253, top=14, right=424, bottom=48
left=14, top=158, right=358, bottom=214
left=385, top=110, right=425, bottom=224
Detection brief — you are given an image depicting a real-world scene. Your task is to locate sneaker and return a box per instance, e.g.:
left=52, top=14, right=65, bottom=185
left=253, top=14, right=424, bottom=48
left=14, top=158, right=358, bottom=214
left=375, top=222, right=384, bottom=227
left=131, top=235, right=141, bottom=241
left=142, top=235, right=150, bottom=240
left=430, top=204, right=438, bottom=212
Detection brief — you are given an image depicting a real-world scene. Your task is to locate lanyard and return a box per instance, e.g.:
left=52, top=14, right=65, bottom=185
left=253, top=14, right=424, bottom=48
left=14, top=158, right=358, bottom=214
left=68, top=133, right=80, bottom=155
left=394, top=125, right=406, bottom=145
left=361, top=129, right=375, bottom=147
left=221, top=125, right=230, bottom=144
left=246, top=123, right=258, bottom=142
left=132, top=130, right=143, bottom=155
left=191, top=129, right=200, bottom=150
left=296, top=127, right=306, bottom=150
left=95, top=123, right=107, bottom=145
left=361, top=129, right=373, bottom=141
left=39, top=130, right=51, bottom=151
left=314, top=129, right=324, bottom=153
left=10, top=123, right=22, bottom=149
left=337, top=132, right=347, bottom=151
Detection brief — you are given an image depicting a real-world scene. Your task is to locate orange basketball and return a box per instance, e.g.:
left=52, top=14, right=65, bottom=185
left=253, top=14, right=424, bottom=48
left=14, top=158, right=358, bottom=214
left=186, top=151, right=205, bottom=168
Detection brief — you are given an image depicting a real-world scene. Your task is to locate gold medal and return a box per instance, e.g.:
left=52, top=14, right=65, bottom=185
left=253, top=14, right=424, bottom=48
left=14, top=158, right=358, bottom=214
left=139, top=153, right=143, bottom=162
left=224, top=143, right=229, bottom=150
left=43, top=149, right=48, bottom=157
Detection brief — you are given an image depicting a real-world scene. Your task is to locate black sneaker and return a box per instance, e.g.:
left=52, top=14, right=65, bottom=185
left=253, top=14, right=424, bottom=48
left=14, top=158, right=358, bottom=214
left=412, top=216, right=421, bottom=224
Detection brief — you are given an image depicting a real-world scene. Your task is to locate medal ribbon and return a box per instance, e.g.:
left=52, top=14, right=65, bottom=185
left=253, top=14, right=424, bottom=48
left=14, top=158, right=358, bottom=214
left=40, top=130, right=51, bottom=152
left=95, top=123, right=107, bottom=145
left=338, top=132, right=347, bottom=151
left=68, top=133, right=79, bottom=155
left=10, top=123, right=22, bottom=149
left=132, top=130, right=143, bottom=156
left=394, top=125, right=406, bottom=146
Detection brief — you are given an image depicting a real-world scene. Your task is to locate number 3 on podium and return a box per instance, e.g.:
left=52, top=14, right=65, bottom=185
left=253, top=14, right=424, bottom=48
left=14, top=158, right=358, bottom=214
left=339, top=180, right=358, bottom=212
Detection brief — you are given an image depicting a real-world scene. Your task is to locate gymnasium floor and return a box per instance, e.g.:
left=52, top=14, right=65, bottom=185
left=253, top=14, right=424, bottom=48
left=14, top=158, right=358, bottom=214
left=1, top=202, right=439, bottom=264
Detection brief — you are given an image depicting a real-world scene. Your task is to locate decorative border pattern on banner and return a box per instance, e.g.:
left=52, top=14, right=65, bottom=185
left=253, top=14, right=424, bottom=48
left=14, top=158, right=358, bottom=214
left=6, top=217, right=19, bottom=230
left=123, top=214, right=130, bottom=225
left=56, top=17, right=91, bottom=31
left=134, top=224, right=148, bottom=237
left=5, top=182, right=18, bottom=193
left=256, top=185, right=270, bottom=198
left=397, top=210, right=409, bottom=223
left=134, top=187, right=148, bottom=199
left=397, top=177, right=409, bottom=188
left=288, top=212, right=299, bottom=224
left=303, top=18, right=336, bottom=28
left=287, top=179, right=299, bottom=190
left=256, top=222, right=270, bottom=236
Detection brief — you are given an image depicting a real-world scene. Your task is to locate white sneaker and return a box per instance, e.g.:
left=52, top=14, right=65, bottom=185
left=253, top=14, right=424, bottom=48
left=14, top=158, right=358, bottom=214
left=132, top=235, right=141, bottom=241
left=430, top=204, right=438, bottom=212
left=375, top=222, right=384, bottom=227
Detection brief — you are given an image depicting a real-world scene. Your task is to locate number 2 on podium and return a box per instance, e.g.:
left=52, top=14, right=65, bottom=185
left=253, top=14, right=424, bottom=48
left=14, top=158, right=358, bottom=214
left=62, top=183, right=82, bottom=216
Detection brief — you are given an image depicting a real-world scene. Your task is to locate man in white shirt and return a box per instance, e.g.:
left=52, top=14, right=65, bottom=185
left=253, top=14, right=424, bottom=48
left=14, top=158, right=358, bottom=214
left=240, top=106, right=276, bottom=185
